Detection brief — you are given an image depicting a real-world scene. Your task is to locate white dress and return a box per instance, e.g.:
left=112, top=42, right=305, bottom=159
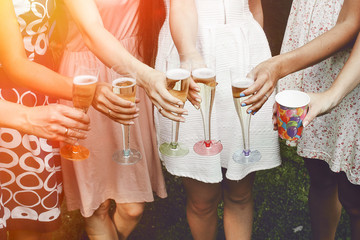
left=278, top=0, right=360, bottom=185
left=155, top=0, right=281, bottom=183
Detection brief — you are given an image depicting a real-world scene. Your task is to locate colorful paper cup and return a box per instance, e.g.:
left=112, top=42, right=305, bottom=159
left=275, top=90, right=310, bottom=142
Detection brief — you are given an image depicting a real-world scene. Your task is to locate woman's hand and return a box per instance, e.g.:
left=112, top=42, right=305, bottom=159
left=241, top=57, right=282, bottom=113
left=187, top=77, right=201, bottom=109
left=92, top=82, right=140, bottom=125
left=302, top=91, right=338, bottom=127
left=23, top=104, right=90, bottom=145
left=141, top=69, right=188, bottom=122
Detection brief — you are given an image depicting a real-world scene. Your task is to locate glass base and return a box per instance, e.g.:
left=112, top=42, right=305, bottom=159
left=159, top=142, right=189, bottom=157
left=232, top=149, right=261, bottom=164
left=60, top=144, right=90, bottom=161
left=193, top=140, right=223, bottom=156
left=112, top=149, right=142, bottom=165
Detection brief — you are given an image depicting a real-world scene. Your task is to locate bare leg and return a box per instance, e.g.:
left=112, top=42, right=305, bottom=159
left=304, top=158, right=341, bottom=240
left=84, top=199, right=118, bottom=240
left=222, top=172, right=255, bottom=240
left=9, top=231, right=52, bottom=240
left=337, top=172, right=360, bottom=239
left=182, top=177, right=222, bottom=240
left=113, top=202, right=145, bottom=240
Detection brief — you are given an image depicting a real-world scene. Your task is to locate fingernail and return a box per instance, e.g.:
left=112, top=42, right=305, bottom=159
left=136, top=108, right=140, bottom=112
left=241, top=103, right=246, bottom=107
left=240, top=93, right=245, bottom=97
left=180, top=118, right=185, bottom=123
left=303, top=121, right=308, bottom=127
left=196, top=98, right=202, bottom=103
left=194, top=105, right=200, bottom=110
left=195, top=87, right=200, bottom=92
left=183, top=111, right=188, bottom=115
left=129, top=121, right=135, bottom=125
left=247, top=110, right=252, bottom=114
left=130, top=103, right=135, bottom=107
left=133, top=114, right=139, bottom=118
left=177, top=101, right=184, bottom=106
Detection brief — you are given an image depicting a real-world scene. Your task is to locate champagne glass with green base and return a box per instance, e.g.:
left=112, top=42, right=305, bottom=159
left=159, top=55, right=191, bottom=157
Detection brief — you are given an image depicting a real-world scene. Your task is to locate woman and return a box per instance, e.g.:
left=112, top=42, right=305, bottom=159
left=304, top=32, right=360, bottom=126
left=56, top=0, right=181, bottom=239
left=155, top=0, right=281, bottom=239
left=241, top=0, right=360, bottom=239
left=0, top=0, right=91, bottom=239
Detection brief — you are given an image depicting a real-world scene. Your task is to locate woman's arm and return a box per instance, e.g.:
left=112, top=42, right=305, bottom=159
left=0, top=0, right=73, bottom=100
left=169, top=0, right=202, bottom=107
left=249, top=0, right=264, bottom=27
left=243, top=0, right=360, bottom=112
left=0, top=100, right=90, bottom=145
left=303, top=32, right=360, bottom=126
left=61, top=0, right=187, bottom=121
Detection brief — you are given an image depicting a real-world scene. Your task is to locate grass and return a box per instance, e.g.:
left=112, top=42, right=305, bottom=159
left=54, top=140, right=351, bottom=239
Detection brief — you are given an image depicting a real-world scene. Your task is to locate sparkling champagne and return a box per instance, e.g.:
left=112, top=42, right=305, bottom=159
left=112, top=78, right=136, bottom=103
left=192, top=68, right=217, bottom=142
left=166, top=68, right=191, bottom=103
left=232, top=77, right=253, bottom=152
left=72, top=75, right=97, bottom=112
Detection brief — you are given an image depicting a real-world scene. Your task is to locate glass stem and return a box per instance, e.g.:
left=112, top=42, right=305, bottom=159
left=121, top=124, right=131, bottom=157
left=239, top=109, right=251, bottom=156
left=72, top=142, right=81, bottom=153
left=200, top=107, right=212, bottom=148
left=170, top=120, right=180, bottom=149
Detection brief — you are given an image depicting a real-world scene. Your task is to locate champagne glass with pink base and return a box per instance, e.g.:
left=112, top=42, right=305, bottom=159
left=192, top=55, right=223, bottom=156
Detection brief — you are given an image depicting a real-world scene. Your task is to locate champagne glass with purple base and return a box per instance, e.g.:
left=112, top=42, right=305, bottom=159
left=230, top=68, right=261, bottom=164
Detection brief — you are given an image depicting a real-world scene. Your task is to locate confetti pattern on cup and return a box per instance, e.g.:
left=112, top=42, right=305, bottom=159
left=277, top=104, right=308, bottom=141
left=275, top=90, right=310, bottom=142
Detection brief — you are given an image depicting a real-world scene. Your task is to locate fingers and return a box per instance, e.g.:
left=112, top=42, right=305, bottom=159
left=245, top=90, right=273, bottom=113
left=272, top=103, right=278, bottom=130
left=155, top=103, right=186, bottom=122
left=55, top=104, right=90, bottom=124
left=188, top=79, right=201, bottom=109
left=107, top=108, right=138, bottom=125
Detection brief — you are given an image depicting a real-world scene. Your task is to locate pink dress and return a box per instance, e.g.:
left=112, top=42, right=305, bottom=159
left=58, top=0, right=167, bottom=217
left=278, top=0, right=360, bottom=185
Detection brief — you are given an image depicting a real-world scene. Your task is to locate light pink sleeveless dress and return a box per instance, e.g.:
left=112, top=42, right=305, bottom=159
left=58, top=0, right=167, bottom=217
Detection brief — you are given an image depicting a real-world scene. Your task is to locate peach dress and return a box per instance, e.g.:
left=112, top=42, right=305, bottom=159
left=58, top=0, right=167, bottom=217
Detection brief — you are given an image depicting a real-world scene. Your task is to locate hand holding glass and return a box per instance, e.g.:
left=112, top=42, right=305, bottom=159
left=60, top=65, right=99, bottom=161
left=230, top=68, right=261, bottom=164
left=159, top=55, right=190, bottom=157
left=111, top=68, right=142, bottom=165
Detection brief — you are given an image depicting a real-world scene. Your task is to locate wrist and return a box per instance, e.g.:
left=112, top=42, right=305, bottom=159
left=325, top=87, right=344, bottom=109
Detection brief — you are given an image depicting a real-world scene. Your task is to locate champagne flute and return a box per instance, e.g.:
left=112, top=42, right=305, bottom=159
left=230, top=68, right=261, bottom=164
left=60, top=65, right=99, bottom=161
left=192, top=55, right=223, bottom=155
left=159, top=55, right=191, bottom=157
left=111, top=67, right=142, bottom=165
